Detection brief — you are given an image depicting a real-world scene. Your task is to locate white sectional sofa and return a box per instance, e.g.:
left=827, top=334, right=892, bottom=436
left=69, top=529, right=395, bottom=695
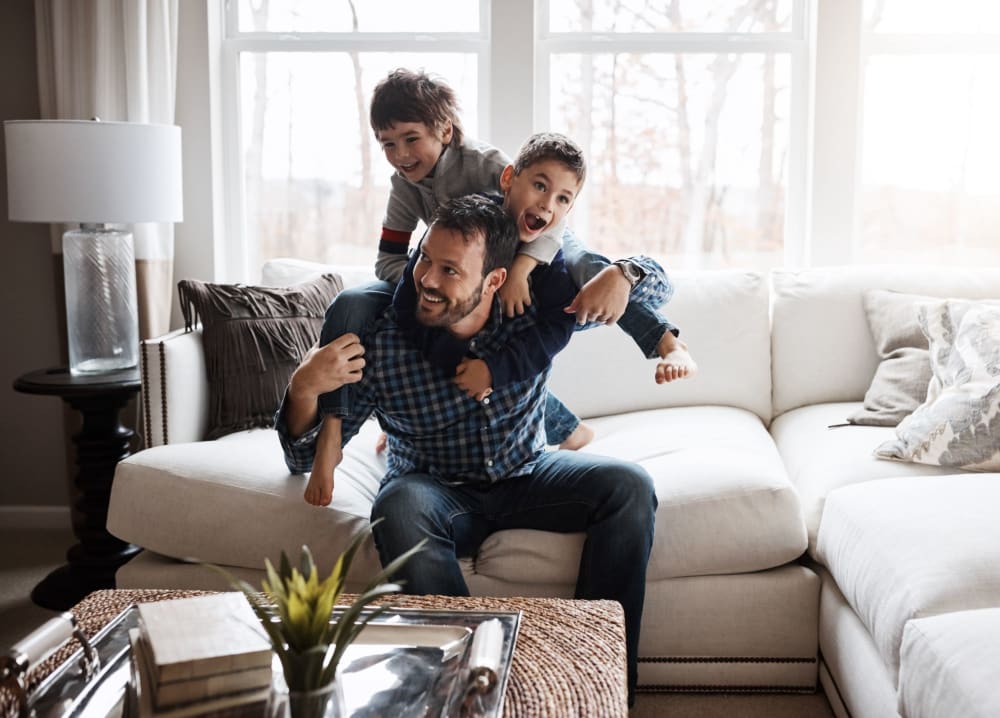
left=106, top=262, right=1000, bottom=714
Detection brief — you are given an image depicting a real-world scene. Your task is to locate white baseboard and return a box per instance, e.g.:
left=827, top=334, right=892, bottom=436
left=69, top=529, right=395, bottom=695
left=0, top=506, right=72, bottom=531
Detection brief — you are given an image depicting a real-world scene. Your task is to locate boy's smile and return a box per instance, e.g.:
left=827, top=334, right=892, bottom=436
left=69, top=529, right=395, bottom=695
left=500, top=160, right=580, bottom=243
left=377, top=121, right=453, bottom=183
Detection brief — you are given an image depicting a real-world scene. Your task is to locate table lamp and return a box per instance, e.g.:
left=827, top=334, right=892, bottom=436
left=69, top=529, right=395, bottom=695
left=4, top=119, right=183, bottom=374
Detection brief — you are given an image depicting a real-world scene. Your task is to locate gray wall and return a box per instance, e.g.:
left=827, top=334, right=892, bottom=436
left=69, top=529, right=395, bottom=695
left=0, top=0, right=74, bottom=510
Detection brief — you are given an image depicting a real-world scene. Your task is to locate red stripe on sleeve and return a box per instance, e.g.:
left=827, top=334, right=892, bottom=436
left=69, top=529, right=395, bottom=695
left=380, top=227, right=411, bottom=245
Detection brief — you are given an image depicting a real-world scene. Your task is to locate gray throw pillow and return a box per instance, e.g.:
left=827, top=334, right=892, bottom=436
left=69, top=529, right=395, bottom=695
left=848, top=290, right=936, bottom=427
left=178, top=274, right=343, bottom=439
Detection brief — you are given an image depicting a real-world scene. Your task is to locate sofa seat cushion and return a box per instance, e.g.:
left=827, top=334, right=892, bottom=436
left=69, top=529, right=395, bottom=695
left=816, top=474, right=1000, bottom=684
left=898, top=608, right=1000, bottom=718
left=770, top=402, right=962, bottom=554
left=113, top=405, right=802, bottom=588
left=108, top=422, right=386, bottom=580
left=463, top=405, right=806, bottom=586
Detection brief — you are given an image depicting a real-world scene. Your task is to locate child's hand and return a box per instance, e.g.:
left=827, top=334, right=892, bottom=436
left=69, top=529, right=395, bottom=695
left=564, top=265, right=631, bottom=325
left=499, top=254, right=539, bottom=317
left=499, top=274, right=533, bottom=317
left=454, top=358, right=493, bottom=401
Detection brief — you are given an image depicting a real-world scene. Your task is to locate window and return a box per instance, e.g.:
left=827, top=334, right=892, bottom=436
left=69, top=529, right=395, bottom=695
left=856, top=1, right=1000, bottom=265
left=218, top=1, right=1000, bottom=280
left=540, top=0, right=805, bottom=269
left=223, top=1, right=486, bottom=279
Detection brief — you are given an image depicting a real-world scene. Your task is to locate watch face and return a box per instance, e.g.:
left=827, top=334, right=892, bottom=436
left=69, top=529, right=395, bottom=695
left=616, top=261, right=640, bottom=287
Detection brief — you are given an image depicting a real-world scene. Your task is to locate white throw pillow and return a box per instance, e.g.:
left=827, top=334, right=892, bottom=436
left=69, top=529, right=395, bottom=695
left=875, top=301, right=1000, bottom=471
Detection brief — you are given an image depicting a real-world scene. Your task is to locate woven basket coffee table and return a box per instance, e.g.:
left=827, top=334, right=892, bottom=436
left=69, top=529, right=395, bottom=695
left=2, top=589, right=627, bottom=718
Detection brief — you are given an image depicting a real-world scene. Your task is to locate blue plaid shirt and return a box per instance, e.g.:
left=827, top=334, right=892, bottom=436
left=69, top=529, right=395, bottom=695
left=277, top=297, right=570, bottom=485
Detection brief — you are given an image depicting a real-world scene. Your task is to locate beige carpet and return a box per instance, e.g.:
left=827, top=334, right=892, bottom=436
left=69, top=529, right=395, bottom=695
left=0, top=528, right=835, bottom=716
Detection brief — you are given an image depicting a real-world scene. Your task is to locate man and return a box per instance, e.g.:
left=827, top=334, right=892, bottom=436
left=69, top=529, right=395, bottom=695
left=277, top=195, right=656, bottom=703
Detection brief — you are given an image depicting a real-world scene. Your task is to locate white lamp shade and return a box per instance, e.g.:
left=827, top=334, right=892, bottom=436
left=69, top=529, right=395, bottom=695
left=4, top=119, right=183, bottom=224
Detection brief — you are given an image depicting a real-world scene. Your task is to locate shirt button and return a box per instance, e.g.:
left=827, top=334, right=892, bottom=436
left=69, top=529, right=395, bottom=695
left=482, top=397, right=490, bottom=405
left=486, top=459, right=494, bottom=467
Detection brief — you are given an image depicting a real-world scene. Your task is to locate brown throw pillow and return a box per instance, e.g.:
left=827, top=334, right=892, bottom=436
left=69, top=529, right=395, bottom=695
left=178, top=275, right=343, bottom=439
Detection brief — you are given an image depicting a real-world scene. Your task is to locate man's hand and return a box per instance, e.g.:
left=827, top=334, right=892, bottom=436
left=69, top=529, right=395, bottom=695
left=454, top=358, right=493, bottom=401
left=564, top=265, right=631, bottom=325
left=499, top=254, right=538, bottom=317
left=285, top=333, right=365, bottom=437
left=290, top=333, right=365, bottom=400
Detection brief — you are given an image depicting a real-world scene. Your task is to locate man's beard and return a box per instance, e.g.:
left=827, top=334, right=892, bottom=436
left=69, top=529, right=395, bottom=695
left=415, top=280, right=484, bottom=328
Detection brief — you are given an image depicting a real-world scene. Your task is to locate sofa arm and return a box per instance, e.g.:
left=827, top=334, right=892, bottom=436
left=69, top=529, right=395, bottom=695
left=140, top=327, right=209, bottom=447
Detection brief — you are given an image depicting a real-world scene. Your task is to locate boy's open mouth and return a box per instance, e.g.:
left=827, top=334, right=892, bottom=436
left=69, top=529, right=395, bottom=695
left=525, top=213, right=547, bottom=231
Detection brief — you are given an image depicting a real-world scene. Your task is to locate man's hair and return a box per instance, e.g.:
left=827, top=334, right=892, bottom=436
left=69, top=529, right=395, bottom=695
left=432, top=196, right=519, bottom=276
left=370, top=68, right=464, bottom=147
left=513, top=132, right=587, bottom=185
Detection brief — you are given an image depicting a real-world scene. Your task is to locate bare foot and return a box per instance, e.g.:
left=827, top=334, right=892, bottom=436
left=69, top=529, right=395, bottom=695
left=306, top=417, right=341, bottom=506
left=375, top=431, right=388, bottom=454
left=559, top=422, right=595, bottom=451
left=304, top=468, right=334, bottom=507
left=655, top=335, right=698, bottom=385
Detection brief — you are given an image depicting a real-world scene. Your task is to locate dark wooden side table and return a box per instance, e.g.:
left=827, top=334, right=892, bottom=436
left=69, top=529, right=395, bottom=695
left=13, top=367, right=143, bottom=611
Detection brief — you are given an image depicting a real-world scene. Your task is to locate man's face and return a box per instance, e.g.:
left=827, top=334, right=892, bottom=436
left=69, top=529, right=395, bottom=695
left=376, top=121, right=452, bottom=183
left=500, top=159, right=581, bottom=243
left=412, top=225, right=489, bottom=329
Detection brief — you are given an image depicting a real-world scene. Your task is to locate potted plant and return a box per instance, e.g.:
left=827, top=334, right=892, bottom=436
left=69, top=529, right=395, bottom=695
left=215, top=521, right=424, bottom=718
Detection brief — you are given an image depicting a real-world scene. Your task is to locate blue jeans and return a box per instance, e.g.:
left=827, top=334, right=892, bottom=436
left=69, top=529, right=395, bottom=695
left=317, top=282, right=582, bottom=444
left=317, top=280, right=394, bottom=417
left=369, top=450, right=657, bottom=701
left=562, top=231, right=673, bottom=359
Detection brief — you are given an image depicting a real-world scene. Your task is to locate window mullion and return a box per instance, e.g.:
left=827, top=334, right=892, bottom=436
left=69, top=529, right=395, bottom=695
left=489, top=0, right=535, bottom=157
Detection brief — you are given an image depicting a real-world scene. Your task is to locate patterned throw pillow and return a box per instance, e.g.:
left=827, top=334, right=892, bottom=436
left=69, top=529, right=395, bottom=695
left=177, top=275, right=343, bottom=439
left=875, top=301, right=1000, bottom=470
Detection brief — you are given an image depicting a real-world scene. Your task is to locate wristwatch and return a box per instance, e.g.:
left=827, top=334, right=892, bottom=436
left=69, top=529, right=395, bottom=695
left=613, top=259, right=644, bottom=289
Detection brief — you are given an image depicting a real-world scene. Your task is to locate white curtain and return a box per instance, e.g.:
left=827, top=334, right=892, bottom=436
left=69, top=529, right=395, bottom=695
left=34, top=0, right=179, bottom=340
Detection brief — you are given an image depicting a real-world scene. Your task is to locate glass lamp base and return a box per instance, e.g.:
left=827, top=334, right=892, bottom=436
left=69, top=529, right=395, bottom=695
left=63, top=227, right=140, bottom=375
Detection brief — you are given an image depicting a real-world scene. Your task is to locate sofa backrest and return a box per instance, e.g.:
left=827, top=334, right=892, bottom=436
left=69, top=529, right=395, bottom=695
left=264, top=259, right=774, bottom=424
left=770, top=266, right=1000, bottom=417
left=549, top=269, right=773, bottom=422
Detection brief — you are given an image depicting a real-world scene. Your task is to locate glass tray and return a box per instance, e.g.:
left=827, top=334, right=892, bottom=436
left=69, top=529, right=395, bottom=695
left=23, top=604, right=521, bottom=718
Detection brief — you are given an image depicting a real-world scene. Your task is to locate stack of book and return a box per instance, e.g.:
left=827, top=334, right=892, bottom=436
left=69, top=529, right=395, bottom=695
left=128, top=593, right=274, bottom=717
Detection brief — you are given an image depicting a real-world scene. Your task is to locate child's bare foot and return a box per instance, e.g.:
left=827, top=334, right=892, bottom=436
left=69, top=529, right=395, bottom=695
left=559, top=422, right=595, bottom=451
left=304, top=468, right=334, bottom=507
left=655, top=335, right=698, bottom=384
left=306, top=417, right=341, bottom=506
left=375, top=431, right=388, bottom=454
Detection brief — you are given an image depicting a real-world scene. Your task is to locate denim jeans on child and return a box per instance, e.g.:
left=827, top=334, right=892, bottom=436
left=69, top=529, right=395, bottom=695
left=369, top=449, right=657, bottom=703
left=317, top=280, right=395, bottom=417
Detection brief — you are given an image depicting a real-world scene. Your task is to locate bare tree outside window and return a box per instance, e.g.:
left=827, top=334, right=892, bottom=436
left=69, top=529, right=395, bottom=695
left=550, top=0, right=791, bottom=270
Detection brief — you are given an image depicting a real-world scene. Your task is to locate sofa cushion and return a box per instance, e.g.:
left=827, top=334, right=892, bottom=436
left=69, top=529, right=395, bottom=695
left=108, top=421, right=386, bottom=581
left=177, top=275, right=343, bottom=439
left=467, top=406, right=806, bottom=584
left=847, top=289, right=936, bottom=427
left=815, top=474, right=1000, bottom=684
left=770, top=266, right=1000, bottom=417
left=898, top=608, right=1000, bottom=718
left=876, top=302, right=1000, bottom=470
left=112, top=405, right=804, bottom=587
left=770, top=402, right=960, bottom=554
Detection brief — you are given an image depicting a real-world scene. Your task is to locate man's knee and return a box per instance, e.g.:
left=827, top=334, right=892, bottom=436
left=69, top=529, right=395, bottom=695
left=609, top=461, right=658, bottom=514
